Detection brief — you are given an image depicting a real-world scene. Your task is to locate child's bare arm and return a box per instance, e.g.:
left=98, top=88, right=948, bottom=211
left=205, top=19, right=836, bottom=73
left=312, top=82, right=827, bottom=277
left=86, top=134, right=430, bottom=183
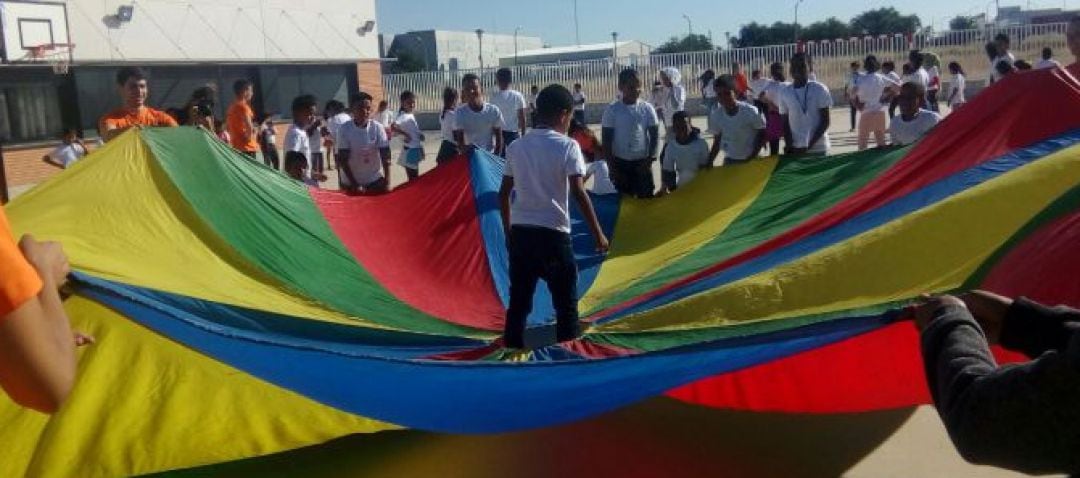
left=498, top=176, right=514, bottom=239
left=569, top=175, right=609, bottom=253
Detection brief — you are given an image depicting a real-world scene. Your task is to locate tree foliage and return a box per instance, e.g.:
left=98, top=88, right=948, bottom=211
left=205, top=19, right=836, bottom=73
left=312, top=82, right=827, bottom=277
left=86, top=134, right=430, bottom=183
left=654, top=34, right=715, bottom=54
left=731, top=7, right=922, bottom=47
left=850, top=7, right=921, bottom=36
left=949, top=15, right=979, bottom=31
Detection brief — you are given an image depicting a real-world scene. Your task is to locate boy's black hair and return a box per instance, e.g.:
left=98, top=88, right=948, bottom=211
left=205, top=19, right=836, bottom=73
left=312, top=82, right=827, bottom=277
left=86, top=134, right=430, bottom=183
left=671, top=111, right=689, bottom=123
left=324, top=100, right=345, bottom=114
left=233, top=79, right=253, bottom=95
left=882, top=60, right=896, bottom=71
left=284, top=153, right=307, bottom=171
left=750, top=69, right=762, bottom=76
left=617, top=68, right=640, bottom=87
left=1043, top=47, right=1053, bottom=59
left=496, top=68, right=512, bottom=83
left=985, top=41, right=1000, bottom=60
left=850, top=61, right=860, bottom=68
left=863, top=55, right=880, bottom=73
left=908, top=49, right=923, bottom=67
left=378, top=100, right=389, bottom=109
left=948, top=61, right=965, bottom=75
left=790, top=51, right=811, bottom=67
left=61, top=127, right=79, bottom=136
left=900, top=81, right=925, bottom=100
left=291, top=94, right=318, bottom=113
left=574, top=82, right=582, bottom=88
left=116, top=66, right=147, bottom=86
left=530, top=84, right=539, bottom=91
left=994, top=60, right=1013, bottom=76
left=535, top=84, right=574, bottom=122
left=994, top=33, right=1010, bottom=44
left=1014, top=59, right=1033, bottom=70
left=399, top=90, right=416, bottom=103
left=350, top=92, right=374, bottom=108
left=714, top=74, right=737, bottom=91
left=461, top=73, right=480, bottom=86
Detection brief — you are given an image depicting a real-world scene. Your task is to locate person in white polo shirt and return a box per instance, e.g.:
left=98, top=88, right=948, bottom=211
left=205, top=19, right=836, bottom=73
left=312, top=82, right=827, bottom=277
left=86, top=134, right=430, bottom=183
left=852, top=55, right=896, bottom=151
left=601, top=68, right=661, bottom=198
left=707, top=74, right=765, bottom=165
left=778, top=52, right=832, bottom=156
left=42, top=128, right=89, bottom=169
left=336, top=92, right=391, bottom=194
left=890, top=82, right=942, bottom=147
left=454, top=73, right=505, bottom=156
left=489, top=68, right=527, bottom=156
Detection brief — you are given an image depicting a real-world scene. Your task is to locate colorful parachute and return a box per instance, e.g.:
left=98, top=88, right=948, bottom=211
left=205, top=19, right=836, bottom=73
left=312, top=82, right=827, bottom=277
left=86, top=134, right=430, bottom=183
left=3, top=67, right=1080, bottom=477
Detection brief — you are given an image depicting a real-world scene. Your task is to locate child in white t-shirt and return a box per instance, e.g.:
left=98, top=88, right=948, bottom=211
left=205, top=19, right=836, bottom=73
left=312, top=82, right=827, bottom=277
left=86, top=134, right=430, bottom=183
left=284, top=95, right=318, bottom=181
left=890, top=82, right=943, bottom=146
left=337, top=92, right=392, bottom=194
left=42, top=129, right=88, bottom=169
left=392, top=90, right=425, bottom=182
left=947, top=62, right=967, bottom=110
left=708, top=75, right=766, bottom=164
left=658, top=112, right=709, bottom=196
left=498, top=84, right=609, bottom=349
left=454, top=73, right=505, bottom=155
left=436, top=87, right=460, bottom=164
left=778, top=52, right=833, bottom=155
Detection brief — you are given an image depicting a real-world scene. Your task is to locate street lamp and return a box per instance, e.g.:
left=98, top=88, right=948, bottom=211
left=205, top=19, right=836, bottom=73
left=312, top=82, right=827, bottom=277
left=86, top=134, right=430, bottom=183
left=573, top=0, right=581, bottom=46
left=611, top=31, right=618, bottom=65
left=794, top=0, right=806, bottom=42
left=514, top=26, right=521, bottom=65
left=476, top=28, right=484, bottom=71
left=681, top=14, right=693, bottom=36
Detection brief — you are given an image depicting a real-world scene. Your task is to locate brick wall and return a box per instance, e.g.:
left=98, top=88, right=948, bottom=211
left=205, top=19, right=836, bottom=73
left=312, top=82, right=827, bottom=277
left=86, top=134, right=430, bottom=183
left=357, top=60, right=384, bottom=101
left=3, top=143, right=66, bottom=188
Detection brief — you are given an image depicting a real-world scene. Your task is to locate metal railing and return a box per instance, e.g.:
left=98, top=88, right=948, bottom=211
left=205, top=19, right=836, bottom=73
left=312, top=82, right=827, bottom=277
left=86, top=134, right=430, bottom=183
left=383, top=23, right=1069, bottom=113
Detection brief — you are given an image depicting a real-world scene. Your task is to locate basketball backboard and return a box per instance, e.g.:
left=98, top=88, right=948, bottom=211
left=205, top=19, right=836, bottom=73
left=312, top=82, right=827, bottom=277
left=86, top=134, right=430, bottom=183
left=0, top=1, right=71, bottom=63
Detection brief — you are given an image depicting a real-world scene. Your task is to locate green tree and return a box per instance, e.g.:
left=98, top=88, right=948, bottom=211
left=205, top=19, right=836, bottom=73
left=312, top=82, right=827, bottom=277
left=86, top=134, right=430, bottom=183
left=849, top=7, right=921, bottom=35
left=731, top=21, right=797, bottom=48
left=801, top=17, right=853, bottom=41
left=948, top=15, right=978, bottom=31
left=654, top=33, right=715, bottom=54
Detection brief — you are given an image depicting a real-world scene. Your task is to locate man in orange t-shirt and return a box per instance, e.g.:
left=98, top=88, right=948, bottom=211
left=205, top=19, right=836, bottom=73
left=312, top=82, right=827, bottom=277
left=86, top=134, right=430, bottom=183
left=0, top=205, right=91, bottom=413
left=98, top=67, right=178, bottom=142
left=733, top=62, right=750, bottom=101
left=227, top=79, right=259, bottom=158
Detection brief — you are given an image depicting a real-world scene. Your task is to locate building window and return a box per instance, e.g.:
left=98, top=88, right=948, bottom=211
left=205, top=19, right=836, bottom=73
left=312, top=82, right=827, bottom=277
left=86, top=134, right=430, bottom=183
left=0, top=84, right=63, bottom=143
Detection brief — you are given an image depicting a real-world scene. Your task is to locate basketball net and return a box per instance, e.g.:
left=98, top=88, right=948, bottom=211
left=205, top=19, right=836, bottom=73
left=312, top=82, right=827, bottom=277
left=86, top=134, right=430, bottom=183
left=26, top=43, right=75, bottom=75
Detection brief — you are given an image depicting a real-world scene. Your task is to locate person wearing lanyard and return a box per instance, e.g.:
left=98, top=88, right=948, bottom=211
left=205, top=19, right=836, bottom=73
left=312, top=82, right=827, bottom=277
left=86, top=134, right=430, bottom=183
left=778, top=52, right=832, bottom=156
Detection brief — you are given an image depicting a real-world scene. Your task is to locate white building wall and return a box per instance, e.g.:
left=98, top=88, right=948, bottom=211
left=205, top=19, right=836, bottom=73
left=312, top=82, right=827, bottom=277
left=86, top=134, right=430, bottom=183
left=432, top=31, right=541, bottom=70
left=38, top=0, right=379, bottom=63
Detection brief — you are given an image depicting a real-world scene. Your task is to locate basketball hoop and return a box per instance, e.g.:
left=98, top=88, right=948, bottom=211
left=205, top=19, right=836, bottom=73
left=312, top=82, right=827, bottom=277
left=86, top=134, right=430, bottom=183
left=25, top=43, right=75, bottom=75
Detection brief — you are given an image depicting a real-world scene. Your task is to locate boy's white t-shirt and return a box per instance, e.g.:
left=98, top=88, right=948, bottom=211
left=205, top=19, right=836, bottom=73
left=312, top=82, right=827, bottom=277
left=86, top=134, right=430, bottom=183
left=489, top=89, right=527, bottom=132
left=586, top=160, right=617, bottom=195
left=707, top=102, right=765, bottom=161
left=659, top=85, right=687, bottom=125
left=777, top=81, right=833, bottom=153
left=855, top=72, right=893, bottom=112
left=1035, top=58, right=1062, bottom=70
left=439, top=109, right=457, bottom=142
left=454, top=103, right=505, bottom=152
left=661, top=136, right=710, bottom=187
left=503, top=128, right=587, bottom=233
left=327, top=112, right=352, bottom=152
left=889, top=109, right=942, bottom=146
left=749, top=78, right=771, bottom=101
left=394, top=112, right=423, bottom=149
left=703, top=79, right=717, bottom=99
left=949, top=74, right=966, bottom=105
left=573, top=91, right=588, bottom=111
left=375, top=110, right=396, bottom=130
left=48, top=143, right=86, bottom=168
left=285, top=124, right=313, bottom=177
left=337, top=119, right=390, bottom=186
left=601, top=99, right=659, bottom=160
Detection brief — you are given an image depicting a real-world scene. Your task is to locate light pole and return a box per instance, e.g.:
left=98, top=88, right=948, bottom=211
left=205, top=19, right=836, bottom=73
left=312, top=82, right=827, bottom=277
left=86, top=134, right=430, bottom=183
left=476, top=28, right=484, bottom=71
left=514, top=26, right=521, bottom=65
left=611, top=31, right=618, bottom=65
left=573, top=0, right=581, bottom=46
left=794, top=0, right=806, bottom=42
left=681, top=14, right=693, bottom=36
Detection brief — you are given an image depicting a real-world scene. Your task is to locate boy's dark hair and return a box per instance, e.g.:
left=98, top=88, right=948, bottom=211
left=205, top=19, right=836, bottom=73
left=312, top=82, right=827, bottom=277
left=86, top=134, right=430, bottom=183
left=62, top=127, right=79, bottom=137
left=994, top=60, right=1013, bottom=76
left=850, top=61, right=860, bottom=68
left=325, top=100, right=345, bottom=114
left=900, top=81, right=925, bottom=99
left=461, top=73, right=480, bottom=86
left=863, top=55, right=880, bottom=73
left=790, top=51, right=811, bottom=67
left=714, top=74, right=736, bottom=91
left=530, top=84, right=539, bottom=91
left=948, top=61, right=965, bottom=75
left=994, top=33, right=1010, bottom=44
left=400, top=90, right=416, bottom=103
left=882, top=60, right=896, bottom=71
left=284, top=153, right=307, bottom=171
left=350, top=92, right=373, bottom=108
left=672, top=111, right=689, bottom=123
left=535, top=84, right=573, bottom=122
left=1042, top=47, right=1053, bottom=59
left=291, top=94, right=318, bottom=113
left=496, top=68, right=512, bottom=83
left=617, top=68, right=640, bottom=87
left=116, top=66, right=147, bottom=86
left=1014, top=59, right=1032, bottom=70
left=985, top=41, right=1000, bottom=60
left=751, top=69, right=761, bottom=77
left=378, top=100, right=388, bottom=109
left=908, top=49, right=923, bottom=67
left=574, top=82, right=582, bottom=88
left=233, top=79, right=253, bottom=95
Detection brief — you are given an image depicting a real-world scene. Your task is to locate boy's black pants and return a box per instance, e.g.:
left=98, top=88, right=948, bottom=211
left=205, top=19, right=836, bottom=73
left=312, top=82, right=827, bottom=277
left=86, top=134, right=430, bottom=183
left=504, top=225, right=580, bottom=348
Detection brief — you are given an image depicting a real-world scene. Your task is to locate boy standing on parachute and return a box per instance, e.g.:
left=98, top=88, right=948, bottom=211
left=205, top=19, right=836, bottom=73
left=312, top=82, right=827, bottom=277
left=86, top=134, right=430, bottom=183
left=498, top=84, right=610, bottom=349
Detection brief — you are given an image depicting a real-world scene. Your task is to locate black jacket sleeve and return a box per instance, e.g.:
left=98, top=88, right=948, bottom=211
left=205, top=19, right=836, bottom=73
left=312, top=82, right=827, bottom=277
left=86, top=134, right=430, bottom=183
left=999, top=297, right=1080, bottom=358
left=920, top=303, right=1080, bottom=475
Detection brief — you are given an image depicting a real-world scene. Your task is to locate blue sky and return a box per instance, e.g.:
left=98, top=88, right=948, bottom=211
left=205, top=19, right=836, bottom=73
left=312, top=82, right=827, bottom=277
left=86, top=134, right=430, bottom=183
left=377, top=1, right=1074, bottom=47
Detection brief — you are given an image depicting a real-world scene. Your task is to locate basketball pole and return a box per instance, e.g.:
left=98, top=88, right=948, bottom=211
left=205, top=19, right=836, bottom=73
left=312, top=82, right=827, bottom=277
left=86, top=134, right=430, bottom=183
left=0, top=141, right=9, bottom=204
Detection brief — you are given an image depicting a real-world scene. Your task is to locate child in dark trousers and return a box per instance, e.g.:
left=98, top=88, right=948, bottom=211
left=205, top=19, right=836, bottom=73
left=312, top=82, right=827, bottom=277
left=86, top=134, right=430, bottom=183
left=498, top=84, right=610, bottom=349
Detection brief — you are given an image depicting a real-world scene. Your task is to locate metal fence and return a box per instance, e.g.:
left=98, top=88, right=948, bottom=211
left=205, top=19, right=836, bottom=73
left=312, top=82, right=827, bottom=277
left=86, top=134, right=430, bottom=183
left=383, top=23, right=1069, bottom=113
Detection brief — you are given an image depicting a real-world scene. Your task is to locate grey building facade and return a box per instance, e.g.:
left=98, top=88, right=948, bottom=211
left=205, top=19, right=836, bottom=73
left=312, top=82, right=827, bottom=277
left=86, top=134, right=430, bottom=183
left=389, top=30, right=542, bottom=71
